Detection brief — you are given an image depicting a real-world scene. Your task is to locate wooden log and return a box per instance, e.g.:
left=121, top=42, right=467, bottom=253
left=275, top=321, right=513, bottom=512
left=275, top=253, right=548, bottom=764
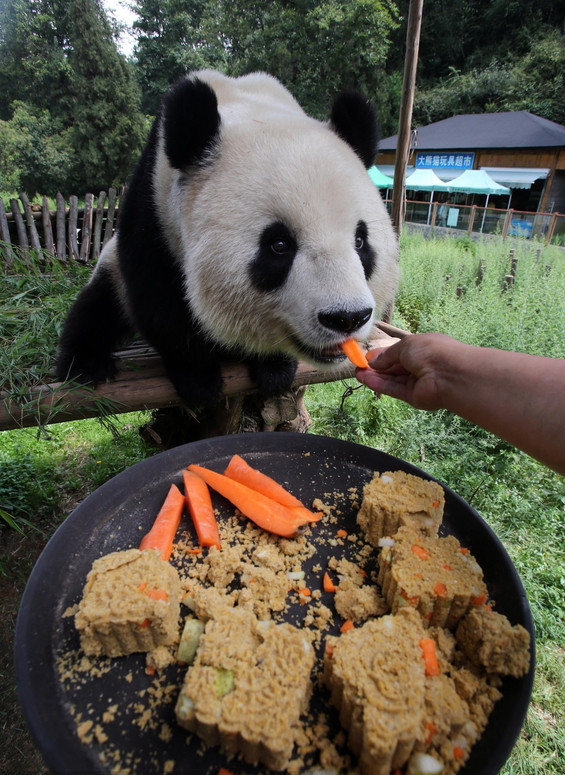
left=68, top=195, right=79, bottom=261
left=79, top=193, right=94, bottom=262
left=0, top=325, right=404, bottom=431
left=92, top=190, right=106, bottom=261
left=0, top=197, right=15, bottom=267
left=10, top=198, right=30, bottom=262
left=19, top=192, right=43, bottom=261
left=103, top=187, right=117, bottom=246
left=56, top=192, right=67, bottom=262
left=41, top=196, right=55, bottom=261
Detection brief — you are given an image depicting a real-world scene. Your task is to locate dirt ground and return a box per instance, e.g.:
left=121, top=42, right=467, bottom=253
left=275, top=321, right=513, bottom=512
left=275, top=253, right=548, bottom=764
left=1, top=528, right=51, bottom=775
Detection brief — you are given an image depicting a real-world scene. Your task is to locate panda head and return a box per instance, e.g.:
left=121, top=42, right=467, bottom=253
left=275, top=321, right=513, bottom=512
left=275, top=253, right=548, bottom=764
left=154, top=70, right=399, bottom=366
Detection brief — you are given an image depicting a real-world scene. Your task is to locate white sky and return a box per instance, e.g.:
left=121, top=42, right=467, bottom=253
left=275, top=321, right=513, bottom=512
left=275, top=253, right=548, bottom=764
left=102, top=0, right=137, bottom=56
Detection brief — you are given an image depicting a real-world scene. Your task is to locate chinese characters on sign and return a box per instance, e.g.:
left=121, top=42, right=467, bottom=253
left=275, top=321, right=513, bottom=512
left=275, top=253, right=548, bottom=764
left=416, top=152, right=475, bottom=170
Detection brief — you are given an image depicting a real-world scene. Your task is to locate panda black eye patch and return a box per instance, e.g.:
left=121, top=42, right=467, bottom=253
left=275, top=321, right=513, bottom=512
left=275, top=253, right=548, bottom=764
left=355, top=220, right=376, bottom=279
left=249, top=222, right=298, bottom=292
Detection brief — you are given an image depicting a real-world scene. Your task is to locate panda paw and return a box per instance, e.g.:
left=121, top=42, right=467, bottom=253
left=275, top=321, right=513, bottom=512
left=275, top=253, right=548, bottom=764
left=55, top=352, right=117, bottom=386
left=247, top=355, right=298, bottom=396
left=166, top=362, right=224, bottom=406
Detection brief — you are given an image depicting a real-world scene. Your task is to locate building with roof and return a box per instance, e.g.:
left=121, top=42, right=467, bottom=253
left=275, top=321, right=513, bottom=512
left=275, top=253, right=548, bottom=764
left=376, top=111, right=565, bottom=214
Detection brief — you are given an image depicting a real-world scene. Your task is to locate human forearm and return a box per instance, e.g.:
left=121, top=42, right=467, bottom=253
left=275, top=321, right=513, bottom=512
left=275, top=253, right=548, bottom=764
left=359, top=333, right=565, bottom=475
left=439, top=343, right=565, bottom=474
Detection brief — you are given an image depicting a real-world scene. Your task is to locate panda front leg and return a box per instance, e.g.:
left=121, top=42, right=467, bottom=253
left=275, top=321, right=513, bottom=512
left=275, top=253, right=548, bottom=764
left=245, top=353, right=299, bottom=396
left=150, top=331, right=225, bottom=408
left=55, top=265, right=133, bottom=385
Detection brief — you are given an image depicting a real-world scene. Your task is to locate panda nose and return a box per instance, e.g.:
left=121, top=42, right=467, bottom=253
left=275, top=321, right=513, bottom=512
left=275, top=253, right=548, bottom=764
left=318, top=307, right=373, bottom=334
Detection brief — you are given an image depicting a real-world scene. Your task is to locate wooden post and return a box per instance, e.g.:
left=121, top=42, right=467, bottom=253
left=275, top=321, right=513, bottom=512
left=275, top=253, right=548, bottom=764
left=502, top=208, right=513, bottom=240
left=41, top=196, right=55, bottom=261
left=56, top=192, right=67, bottom=262
left=509, top=248, right=518, bottom=279
left=92, top=190, right=106, bottom=262
left=546, top=213, right=557, bottom=245
left=467, top=205, right=476, bottom=235
left=68, top=195, right=79, bottom=262
left=390, top=0, right=424, bottom=236
left=10, top=198, right=29, bottom=262
left=79, top=193, right=94, bottom=263
left=0, top=197, right=15, bottom=267
left=103, top=187, right=118, bottom=246
left=19, top=192, right=43, bottom=261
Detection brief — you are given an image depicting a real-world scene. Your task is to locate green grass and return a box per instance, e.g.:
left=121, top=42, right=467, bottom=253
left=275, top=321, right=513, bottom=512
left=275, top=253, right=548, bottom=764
left=1, top=233, right=564, bottom=773
left=304, top=232, right=565, bottom=774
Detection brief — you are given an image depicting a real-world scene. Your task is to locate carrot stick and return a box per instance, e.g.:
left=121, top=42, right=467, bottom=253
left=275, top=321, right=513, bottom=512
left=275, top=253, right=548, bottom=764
left=420, top=637, right=440, bottom=676
left=340, top=338, right=369, bottom=368
left=224, top=455, right=322, bottom=522
left=187, top=464, right=314, bottom=537
left=340, top=619, right=355, bottom=633
left=224, top=454, right=304, bottom=508
left=182, top=469, right=221, bottom=549
left=139, top=483, right=185, bottom=561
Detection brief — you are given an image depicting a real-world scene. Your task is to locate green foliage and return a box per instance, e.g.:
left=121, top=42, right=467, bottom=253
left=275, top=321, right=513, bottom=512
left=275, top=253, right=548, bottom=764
left=133, top=0, right=400, bottom=120
left=0, top=101, right=72, bottom=194
left=0, top=0, right=146, bottom=194
left=412, top=30, right=565, bottom=126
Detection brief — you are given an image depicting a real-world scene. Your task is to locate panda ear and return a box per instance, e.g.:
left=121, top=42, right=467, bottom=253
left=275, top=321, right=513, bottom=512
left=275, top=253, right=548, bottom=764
left=329, top=90, right=380, bottom=169
left=162, top=76, right=221, bottom=170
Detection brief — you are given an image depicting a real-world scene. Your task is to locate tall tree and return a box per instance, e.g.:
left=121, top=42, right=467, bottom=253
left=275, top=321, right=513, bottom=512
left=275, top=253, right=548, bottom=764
left=132, top=0, right=213, bottom=115
left=65, top=0, right=146, bottom=190
left=0, top=0, right=146, bottom=193
left=132, top=0, right=400, bottom=122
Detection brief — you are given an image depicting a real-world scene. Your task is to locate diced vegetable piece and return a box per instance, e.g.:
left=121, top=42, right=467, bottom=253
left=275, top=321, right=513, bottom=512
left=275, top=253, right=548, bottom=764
left=420, top=637, right=440, bottom=676
left=176, top=617, right=205, bottom=664
left=182, top=469, right=221, bottom=548
left=406, top=752, right=444, bottom=774
left=323, top=571, right=337, bottom=593
left=215, top=667, right=234, bottom=697
left=340, top=338, right=369, bottom=368
left=176, top=694, right=195, bottom=722
left=139, top=483, right=185, bottom=561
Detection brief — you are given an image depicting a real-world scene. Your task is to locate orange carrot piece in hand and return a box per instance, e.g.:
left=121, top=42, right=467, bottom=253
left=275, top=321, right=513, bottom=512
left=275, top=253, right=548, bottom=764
left=139, top=483, right=185, bottom=561
left=420, top=637, right=440, bottom=676
left=340, top=338, right=369, bottom=368
left=187, top=464, right=313, bottom=537
left=182, top=469, right=221, bottom=549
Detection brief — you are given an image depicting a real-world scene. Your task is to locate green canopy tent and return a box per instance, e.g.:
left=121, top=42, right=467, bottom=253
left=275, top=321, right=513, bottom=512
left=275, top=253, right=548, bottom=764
left=405, top=168, right=451, bottom=224
left=368, top=166, right=394, bottom=203
left=368, top=165, right=394, bottom=188
left=448, top=169, right=512, bottom=231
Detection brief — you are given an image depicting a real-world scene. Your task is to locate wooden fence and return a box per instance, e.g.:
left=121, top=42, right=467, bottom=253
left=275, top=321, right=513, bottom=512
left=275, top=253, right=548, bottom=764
left=0, top=189, right=121, bottom=267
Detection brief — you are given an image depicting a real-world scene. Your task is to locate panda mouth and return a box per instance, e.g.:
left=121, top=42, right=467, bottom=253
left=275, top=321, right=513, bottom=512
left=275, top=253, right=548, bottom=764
left=293, top=338, right=347, bottom=365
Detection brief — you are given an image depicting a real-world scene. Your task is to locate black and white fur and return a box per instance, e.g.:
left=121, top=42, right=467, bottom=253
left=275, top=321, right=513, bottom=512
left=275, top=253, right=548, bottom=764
left=56, top=70, right=399, bottom=405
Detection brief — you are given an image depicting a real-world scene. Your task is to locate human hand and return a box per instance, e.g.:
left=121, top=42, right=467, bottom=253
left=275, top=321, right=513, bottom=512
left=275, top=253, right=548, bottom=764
left=356, top=332, right=460, bottom=410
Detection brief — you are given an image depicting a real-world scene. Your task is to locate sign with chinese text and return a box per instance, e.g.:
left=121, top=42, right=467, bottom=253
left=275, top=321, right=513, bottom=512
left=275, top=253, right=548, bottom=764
left=416, top=152, right=474, bottom=171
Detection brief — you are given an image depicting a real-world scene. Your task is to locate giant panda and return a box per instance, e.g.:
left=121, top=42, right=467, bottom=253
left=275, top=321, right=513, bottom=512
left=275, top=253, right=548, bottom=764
left=56, top=70, right=399, bottom=405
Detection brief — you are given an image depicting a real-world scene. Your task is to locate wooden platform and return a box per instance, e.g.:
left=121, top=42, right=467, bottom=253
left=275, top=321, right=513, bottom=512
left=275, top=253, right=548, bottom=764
left=0, top=323, right=407, bottom=432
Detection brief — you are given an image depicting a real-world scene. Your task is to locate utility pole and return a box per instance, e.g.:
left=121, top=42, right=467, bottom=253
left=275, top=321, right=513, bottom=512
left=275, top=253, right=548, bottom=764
left=390, top=0, right=424, bottom=236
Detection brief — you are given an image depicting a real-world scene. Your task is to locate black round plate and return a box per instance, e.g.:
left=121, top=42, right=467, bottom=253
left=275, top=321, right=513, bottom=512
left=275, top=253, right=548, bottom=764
left=15, top=432, right=535, bottom=774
